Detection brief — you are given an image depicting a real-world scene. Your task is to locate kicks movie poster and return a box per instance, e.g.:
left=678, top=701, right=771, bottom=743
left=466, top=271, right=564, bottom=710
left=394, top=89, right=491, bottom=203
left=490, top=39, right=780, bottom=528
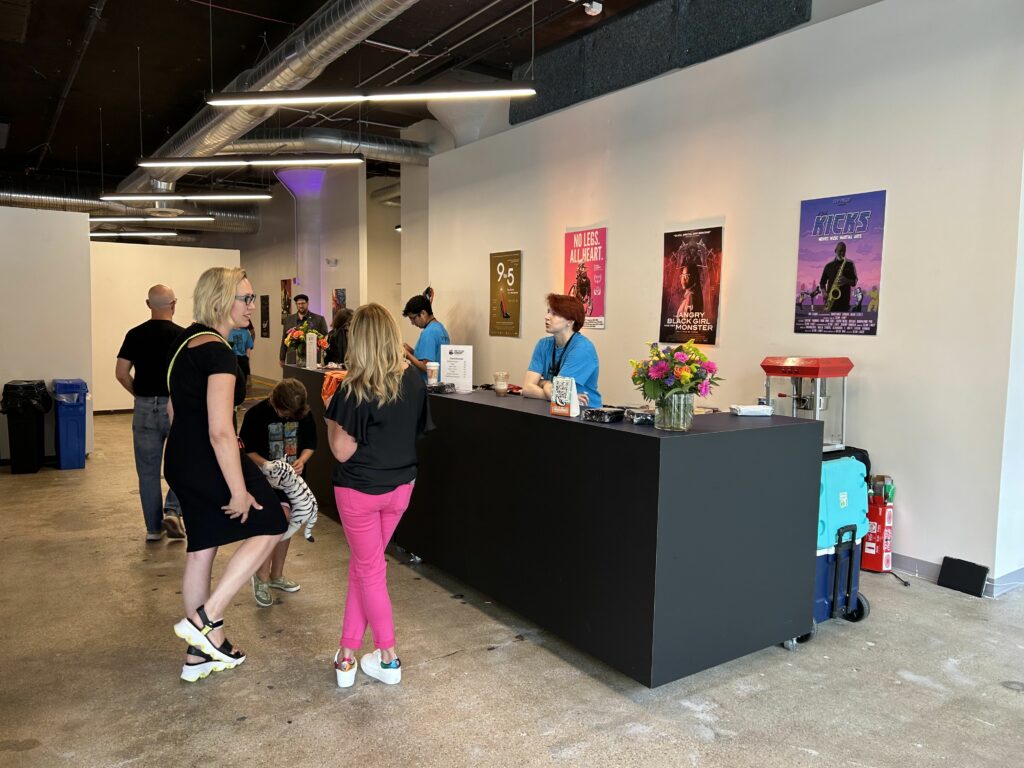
left=660, top=227, right=724, bottom=345
left=794, top=190, right=886, bottom=335
left=564, top=226, right=606, bottom=330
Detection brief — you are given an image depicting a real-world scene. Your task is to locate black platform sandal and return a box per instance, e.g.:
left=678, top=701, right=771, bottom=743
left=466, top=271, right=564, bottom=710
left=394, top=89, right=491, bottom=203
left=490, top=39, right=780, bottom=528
left=173, top=605, right=247, bottom=667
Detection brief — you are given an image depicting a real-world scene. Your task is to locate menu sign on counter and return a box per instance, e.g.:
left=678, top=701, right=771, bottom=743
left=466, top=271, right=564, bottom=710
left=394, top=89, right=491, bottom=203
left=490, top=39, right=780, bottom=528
left=489, top=250, right=521, bottom=337
left=440, top=344, right=473, bottom=393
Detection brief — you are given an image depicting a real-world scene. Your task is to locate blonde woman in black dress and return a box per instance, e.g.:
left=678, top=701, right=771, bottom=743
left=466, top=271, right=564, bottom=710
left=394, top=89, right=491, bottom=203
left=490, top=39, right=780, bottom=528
left=166, top=267, right=287, bottom=681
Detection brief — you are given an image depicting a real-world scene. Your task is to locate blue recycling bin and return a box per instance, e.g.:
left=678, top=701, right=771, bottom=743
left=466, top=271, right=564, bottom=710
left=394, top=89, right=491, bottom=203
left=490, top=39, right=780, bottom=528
left=53, top=379, right=88, bottom=470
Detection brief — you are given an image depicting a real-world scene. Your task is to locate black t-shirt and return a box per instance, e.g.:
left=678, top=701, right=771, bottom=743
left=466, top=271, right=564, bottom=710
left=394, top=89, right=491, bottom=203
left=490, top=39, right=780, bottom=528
left=325, top=366, right=430, bottom=494
left=239, top=399, right=318, bottom=465
left=118, top=319, right=186, bottom=397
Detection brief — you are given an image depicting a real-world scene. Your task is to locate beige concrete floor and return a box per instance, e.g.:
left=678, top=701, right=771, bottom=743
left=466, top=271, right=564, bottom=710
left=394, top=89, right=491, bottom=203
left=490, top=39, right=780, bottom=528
left=1, top=413, right=1022, bottom=767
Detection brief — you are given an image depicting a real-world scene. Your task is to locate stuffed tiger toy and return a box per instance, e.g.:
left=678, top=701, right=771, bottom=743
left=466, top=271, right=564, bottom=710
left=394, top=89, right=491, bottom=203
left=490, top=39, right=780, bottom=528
left=260, top=459, right=318, bottom=542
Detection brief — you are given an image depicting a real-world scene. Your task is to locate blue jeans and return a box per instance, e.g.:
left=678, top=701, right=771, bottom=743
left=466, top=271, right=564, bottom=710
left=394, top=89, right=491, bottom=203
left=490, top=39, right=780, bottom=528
left=132, top=396, right=180, bottom=533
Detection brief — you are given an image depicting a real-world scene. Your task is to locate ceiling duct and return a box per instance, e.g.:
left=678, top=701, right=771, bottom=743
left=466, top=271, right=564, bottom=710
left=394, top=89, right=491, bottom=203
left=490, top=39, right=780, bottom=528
left=0, top=189, right=260, bottom=233
left=222, top=127, right=432, bottom=166
left=511, top=0, right=811, bottom=124
left=117, top=0, right=421, bottom=192
left=369, top=182, right=401, bottom=206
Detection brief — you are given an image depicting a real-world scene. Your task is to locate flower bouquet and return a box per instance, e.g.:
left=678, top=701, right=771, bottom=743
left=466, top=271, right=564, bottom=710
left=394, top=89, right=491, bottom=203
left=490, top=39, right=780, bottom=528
left=629, top=341, right=722, bottom=431
left=285, top=321, right=329, bottom=366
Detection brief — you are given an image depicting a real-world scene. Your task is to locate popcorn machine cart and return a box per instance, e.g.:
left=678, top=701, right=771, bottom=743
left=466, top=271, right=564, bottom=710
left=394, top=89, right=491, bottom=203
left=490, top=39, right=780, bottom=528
left=760, top=357, right=853, bottom=452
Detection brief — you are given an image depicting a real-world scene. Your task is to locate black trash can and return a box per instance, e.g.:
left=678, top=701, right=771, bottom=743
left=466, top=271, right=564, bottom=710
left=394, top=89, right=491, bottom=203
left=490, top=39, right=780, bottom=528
left=1, top=380, right=53, bottom=474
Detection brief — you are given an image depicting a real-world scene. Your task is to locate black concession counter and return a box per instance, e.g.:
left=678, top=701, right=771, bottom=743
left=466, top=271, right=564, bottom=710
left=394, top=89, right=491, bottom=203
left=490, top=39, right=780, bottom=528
left=395, top=391, right=823, bottom=688
left=285, top=367, right=824, bottom=688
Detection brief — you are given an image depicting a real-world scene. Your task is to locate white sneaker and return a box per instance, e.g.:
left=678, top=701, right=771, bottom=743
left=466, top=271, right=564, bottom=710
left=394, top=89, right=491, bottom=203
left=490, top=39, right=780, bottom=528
left=334, top=650, right=357, bottom=688
left=360, top=649, right=401, bottom=685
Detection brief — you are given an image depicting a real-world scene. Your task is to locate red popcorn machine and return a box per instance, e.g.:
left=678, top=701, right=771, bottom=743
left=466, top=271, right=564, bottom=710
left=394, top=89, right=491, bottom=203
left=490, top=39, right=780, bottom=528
left=760, top=357, right=853, bottom=452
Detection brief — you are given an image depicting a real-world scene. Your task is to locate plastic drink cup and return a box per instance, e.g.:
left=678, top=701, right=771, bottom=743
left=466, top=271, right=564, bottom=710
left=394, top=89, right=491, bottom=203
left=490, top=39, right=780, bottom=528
left=493, top=371, right=509, bottom=396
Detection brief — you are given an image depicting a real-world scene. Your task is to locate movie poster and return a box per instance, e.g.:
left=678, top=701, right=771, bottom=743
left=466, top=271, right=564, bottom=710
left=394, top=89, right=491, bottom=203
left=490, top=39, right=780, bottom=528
left=331, top=288, right=347, bottom=315
left=564, top=227, right=606, bottom=330
left=794, top=190, right=886, bottom=335
left=660, top=226, right=724, bottom=345
left=489, top=250, right=521, bottom=337
left=280, top=279, right=292, bottom=325
left=259, top=295, right=270, bottom=338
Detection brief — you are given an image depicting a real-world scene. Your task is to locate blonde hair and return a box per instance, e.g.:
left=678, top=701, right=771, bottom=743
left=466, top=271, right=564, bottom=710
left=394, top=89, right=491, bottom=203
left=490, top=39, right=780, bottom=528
left=341, top=303, right=405, bottom=407
left=193, top=266, right=247, bottom=328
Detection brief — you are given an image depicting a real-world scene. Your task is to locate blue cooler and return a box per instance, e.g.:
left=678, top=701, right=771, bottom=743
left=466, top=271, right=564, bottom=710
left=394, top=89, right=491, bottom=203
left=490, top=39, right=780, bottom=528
left=53, top=379, right=88, bottom=470
left=812, top=458, right=870, bottom=625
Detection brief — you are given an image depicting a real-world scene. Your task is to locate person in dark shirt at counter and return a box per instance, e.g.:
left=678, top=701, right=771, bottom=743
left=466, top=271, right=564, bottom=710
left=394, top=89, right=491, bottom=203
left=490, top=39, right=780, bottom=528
left=522, top=293, right=602, bottom=408
left=325, top=307, right=354, bottom=366
left=238, top=379, right=318, bottom=607
left=279, top=293, right=328, bottom=367
left=115, top=284, right=186, bottom=542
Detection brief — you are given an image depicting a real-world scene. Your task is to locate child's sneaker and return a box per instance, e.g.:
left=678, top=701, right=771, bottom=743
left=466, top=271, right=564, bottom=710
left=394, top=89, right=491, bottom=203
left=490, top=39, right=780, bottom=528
left=335, top=650, right=357, bottom=688
left=360, top=649, right=401, bottom=685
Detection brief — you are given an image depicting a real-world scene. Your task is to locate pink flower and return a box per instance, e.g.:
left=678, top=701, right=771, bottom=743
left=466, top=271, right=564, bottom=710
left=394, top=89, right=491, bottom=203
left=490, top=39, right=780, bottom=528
left=649, top=361, right=670, bottom=379
left=702, top=360, right=718, bottom=374
left=698, top=379, right=711, bottom=397
left=674, top=351, right=689, bottom=363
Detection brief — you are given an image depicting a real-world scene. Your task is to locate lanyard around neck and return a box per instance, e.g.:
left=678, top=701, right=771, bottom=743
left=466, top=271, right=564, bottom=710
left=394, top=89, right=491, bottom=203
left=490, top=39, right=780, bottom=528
left=550, top=332, right=577, bottom=378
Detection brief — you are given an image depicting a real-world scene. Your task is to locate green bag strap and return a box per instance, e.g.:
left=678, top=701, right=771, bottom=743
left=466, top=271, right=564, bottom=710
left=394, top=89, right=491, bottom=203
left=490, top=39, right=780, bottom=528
left=167, top=331, right=232, bottom=392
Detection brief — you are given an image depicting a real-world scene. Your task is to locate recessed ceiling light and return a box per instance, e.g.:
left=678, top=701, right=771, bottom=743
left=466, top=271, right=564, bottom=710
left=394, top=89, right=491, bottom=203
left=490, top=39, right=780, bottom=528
left=138, top=154, right=364, bottom=169
left=207, top=83, right=537, bottom=108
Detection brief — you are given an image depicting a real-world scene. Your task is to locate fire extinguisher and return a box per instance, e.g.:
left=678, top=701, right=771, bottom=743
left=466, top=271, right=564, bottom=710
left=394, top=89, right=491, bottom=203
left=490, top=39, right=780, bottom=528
left=862, top=475, right=894, bottom=573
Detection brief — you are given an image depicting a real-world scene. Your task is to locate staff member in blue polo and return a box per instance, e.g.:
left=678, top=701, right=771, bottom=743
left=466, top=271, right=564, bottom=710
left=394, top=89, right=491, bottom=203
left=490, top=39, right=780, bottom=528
left=401, top=294, right=450, bottom=380
left=522, top=293, right=602, bottom=408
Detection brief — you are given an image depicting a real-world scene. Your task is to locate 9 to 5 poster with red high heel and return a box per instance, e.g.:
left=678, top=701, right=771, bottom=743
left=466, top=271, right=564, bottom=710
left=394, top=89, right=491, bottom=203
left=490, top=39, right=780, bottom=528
left=489, top=250, right=521, bottom=337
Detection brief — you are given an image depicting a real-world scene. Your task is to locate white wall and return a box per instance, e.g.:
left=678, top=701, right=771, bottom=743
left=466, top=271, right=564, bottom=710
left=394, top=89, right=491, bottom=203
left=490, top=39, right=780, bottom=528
left=230, top=189, right=295, bottom=382
left=427, top=0, right=1024, bottom=575
left=0, top=208, right=93, bottom=460
left=236, top=167, right=367, bottom=381
left=366, top=176, right=403, bottom=322
left=996, top=157, right=1024, bottom=580
left=89, top=242, right=240, bottom=411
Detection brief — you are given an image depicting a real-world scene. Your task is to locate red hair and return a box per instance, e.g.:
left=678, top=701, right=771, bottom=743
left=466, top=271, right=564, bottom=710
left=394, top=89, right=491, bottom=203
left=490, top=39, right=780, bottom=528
left=547, top=293, right=586, bottom=332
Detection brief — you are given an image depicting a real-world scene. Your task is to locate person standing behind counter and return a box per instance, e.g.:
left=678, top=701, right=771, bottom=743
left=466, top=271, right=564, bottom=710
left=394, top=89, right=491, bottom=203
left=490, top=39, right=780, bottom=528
left=401, top=294, right=449, bottom=380
left=522, top=293, right=602, bottom=409
left=279, top=293, right=329, bottom=367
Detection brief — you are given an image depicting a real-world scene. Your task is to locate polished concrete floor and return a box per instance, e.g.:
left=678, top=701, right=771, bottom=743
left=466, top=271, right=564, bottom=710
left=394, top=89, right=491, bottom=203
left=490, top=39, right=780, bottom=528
left=2, top=413, right=1023, bottom=768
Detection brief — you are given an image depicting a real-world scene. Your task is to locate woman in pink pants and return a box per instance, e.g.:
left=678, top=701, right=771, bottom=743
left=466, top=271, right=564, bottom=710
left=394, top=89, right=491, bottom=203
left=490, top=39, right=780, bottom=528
left=325, top=303, right=430, bottom=687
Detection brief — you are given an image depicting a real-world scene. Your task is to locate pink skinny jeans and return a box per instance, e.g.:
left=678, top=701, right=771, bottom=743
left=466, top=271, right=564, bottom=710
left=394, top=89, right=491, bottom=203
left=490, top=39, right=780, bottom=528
left=335, top=482, right=414, bottom=650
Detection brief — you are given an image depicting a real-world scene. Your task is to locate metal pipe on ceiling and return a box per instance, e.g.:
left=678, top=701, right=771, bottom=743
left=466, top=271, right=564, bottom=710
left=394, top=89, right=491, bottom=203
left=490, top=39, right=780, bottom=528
left=34, top=0, right=109, bottom=171
left=117, top=0, right=422, bottom=192
left=221, top=128, right=431, bottom=166
left=0, top=189, right=260, bottom=233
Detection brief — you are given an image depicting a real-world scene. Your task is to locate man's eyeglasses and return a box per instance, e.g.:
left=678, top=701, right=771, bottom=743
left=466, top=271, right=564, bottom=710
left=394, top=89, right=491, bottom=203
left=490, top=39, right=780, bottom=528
left=235, top=294, right=257, bottom=306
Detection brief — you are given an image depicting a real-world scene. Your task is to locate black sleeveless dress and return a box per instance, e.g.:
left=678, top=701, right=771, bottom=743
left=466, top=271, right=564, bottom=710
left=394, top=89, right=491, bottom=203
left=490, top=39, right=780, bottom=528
left=164, top=323, right=287, bottom=552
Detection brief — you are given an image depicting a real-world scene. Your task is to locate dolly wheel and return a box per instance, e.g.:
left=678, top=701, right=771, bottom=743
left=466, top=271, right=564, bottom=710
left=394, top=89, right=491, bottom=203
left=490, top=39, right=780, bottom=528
left=796, top=619, right=818, bottom=643
left=844, top=592, right=870, bottom=623
left=782, top=638, right=798, bottom=651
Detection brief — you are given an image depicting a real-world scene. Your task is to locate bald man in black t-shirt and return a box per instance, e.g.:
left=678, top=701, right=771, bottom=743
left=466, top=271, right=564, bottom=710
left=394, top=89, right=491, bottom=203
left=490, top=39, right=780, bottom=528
left=116, top=284, right=185, bottom=542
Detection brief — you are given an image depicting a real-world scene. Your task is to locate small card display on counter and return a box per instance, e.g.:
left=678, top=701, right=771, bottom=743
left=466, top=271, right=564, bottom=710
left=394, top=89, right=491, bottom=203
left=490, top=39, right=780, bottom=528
left=550, top=375, right=580, bottom=418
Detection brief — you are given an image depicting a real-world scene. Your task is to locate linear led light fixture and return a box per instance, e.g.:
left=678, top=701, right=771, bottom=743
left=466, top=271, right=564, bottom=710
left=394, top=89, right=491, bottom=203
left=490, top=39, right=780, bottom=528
left=88, top=216, right=216, bottom=223
left=100, top=192, right=272, bottom=202
left=207, top=83, right=537, bottom=107
left=90, top=231, right=179, bottom=238
left=137, top=154, right=364, bottom=169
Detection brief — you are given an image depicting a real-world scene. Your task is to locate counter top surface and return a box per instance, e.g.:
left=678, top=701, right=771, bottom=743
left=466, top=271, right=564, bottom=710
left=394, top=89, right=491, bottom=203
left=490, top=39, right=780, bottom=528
left=431, top=389, right=817, bottom=439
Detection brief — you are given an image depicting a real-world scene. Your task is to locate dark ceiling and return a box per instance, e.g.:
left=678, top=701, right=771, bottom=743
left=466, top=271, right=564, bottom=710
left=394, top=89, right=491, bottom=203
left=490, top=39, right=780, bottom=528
left=0, top=0, right=652, bottom=193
